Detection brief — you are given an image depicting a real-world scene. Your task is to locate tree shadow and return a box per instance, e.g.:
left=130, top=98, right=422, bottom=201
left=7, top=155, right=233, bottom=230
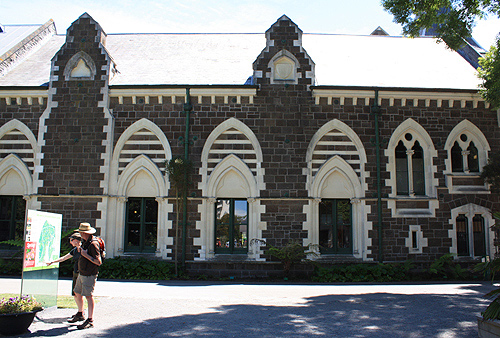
left=96, top=289, right=487, bottom=338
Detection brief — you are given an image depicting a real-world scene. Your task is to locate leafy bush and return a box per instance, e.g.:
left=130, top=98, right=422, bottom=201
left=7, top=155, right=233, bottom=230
left=0, top=258, right=22, bottom=276
left=312, top=261, right=414, bottom=283
left=428, top=254, right=470, bottom=280
left=98, top=257, right=176, bottom=280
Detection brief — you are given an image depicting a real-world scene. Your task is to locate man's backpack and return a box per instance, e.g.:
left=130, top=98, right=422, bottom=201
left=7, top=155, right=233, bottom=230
left=93, top=236, right=106, bottom=262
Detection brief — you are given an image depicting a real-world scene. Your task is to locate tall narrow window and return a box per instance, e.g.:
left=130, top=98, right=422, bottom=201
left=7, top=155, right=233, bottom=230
left=473, top=214, right=486, bottom=257
left=396, top=141, right=409, bottom=195
left=412, top=141, right=425, bottom=195
left=319, top=199, right=352, bottom=254
left=0, top=196, right=26, bottom=248
left=125, top=197, right=158, bottom=253
left=456, top=214, right=469, bottom=256
left=451, top=142, right=463, bottom=172
left=467, top=142, right=479, bottom=173
left=215, top=199, right=248, bottom=254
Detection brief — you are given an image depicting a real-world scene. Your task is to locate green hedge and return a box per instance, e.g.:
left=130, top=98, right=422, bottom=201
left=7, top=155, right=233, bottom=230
left=98, top=257, right=176, bottom=280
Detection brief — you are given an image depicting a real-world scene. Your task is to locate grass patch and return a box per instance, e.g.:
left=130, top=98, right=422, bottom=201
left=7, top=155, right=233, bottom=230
left=1, top=293, right=80, bottom=309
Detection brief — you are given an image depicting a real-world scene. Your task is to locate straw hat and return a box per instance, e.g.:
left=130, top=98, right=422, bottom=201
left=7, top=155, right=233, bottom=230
left=78, top=222, right=96, bottom=234
left=70, top=232, right=82, bottom=240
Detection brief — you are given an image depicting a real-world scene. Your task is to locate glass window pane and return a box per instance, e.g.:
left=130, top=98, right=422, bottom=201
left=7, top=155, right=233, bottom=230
left=127, top=224, right=141, bottom=248
left=145, top=199, right=158, bottom=223
left=127, top=198, right=141, bottom=223
left=233, top=200, right=248, bottom=249
left=412, top=141, right=425, bottom=195
left=336, top=200, right=351, bottom=225
left=0, top=220, right=10, bottom=242
left=144, top=223, right=158, bottom=250
left=319, top=200, right=332, bottom=226
left=468, top=142, right=479, bottom=172
left=216, top=199, right=230, bottom=249
left=451, top=142, right=463, bottom=172
left=456, top=214, right=469, bottom=256
left=0, top=196, right=12, bottom=221
left=396, top=141, right=409, bottom=195
left=473, top=214, right=486, bottom=256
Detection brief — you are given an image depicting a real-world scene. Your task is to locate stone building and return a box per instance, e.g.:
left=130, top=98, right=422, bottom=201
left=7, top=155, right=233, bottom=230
left=0, top=13, right=498, bottom=275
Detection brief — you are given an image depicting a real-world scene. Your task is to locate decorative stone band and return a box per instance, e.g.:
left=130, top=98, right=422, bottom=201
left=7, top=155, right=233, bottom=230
left=312, top=88, right=490, bottom=109
left=0, top=90, right=47, bottom=106
left=109, top=87, right=258, bottom=105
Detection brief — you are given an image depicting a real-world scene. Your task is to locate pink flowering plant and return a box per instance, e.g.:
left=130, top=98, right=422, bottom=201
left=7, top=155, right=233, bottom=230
left=0, top=295, right=42, bottom=314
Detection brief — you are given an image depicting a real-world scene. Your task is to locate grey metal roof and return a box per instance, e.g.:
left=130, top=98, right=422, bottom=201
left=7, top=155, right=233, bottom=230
left=0, top=32, right=482, bottom=90
left=0, top=24, right=43, bottom=56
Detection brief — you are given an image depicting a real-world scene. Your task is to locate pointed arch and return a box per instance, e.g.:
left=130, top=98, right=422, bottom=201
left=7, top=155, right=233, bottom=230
left=0, top=154, right=32, bottom=195
left=311, top=155, right=362, bottom=199
left=200, top=117, right=264, bottom=196
left=306, top=119, right=367, bottom=193
left=207, top=154, right=257, bottom=198
left=117, top=155, right=167, bottom=197
left=63, top=51, right=97, bottom=80
left=268, top=49, right=300, bottom=83
left=449, top=203, right=494, bottom=258
left=444, top=120, right=490, bottom=193
left=386, top=118, right=439, bottom=217
left=110, top=118, right=172, bottom=185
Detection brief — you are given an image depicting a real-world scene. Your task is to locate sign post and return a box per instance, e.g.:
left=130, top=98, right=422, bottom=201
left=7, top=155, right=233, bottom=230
left=21, top=210, right=62, bottom=308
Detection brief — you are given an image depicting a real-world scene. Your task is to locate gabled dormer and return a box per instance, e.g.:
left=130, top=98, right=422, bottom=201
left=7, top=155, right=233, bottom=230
left=252, top=15, right=315, bottom=88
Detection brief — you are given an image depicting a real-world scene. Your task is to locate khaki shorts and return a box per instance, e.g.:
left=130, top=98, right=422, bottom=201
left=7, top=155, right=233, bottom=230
left=73, top=274, right=97, bottom=297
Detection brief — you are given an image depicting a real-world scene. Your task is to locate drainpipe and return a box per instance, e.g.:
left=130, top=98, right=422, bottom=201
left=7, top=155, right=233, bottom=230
left=372, top=89, right=384, bottom=263
left=182, top=88, right=192, bottom=268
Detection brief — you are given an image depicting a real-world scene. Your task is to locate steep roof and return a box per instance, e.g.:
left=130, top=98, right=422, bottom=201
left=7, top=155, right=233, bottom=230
left=0, top=26, right=481, bottom=90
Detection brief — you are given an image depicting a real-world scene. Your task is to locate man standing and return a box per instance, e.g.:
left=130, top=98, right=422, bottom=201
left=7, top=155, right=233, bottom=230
left=46, top=232, right=82, bottom=322
left=73, top=222, right=101, bottom=330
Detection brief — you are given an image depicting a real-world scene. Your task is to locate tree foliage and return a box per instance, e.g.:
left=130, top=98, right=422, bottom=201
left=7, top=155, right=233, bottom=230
left=478, top=38, right=500, bottom=108
left=481, top=151, right=500, bottom=192
left=383, top=0, right=500, bottom=108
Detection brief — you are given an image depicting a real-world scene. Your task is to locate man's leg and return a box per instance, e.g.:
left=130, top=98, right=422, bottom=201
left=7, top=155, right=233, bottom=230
left=86, top=295, right=94, bottom=319
left=75, top=293, right=84, bottom=313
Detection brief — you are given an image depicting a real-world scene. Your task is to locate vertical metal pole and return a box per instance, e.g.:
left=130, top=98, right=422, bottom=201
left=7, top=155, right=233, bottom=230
left=181, top=88, right=192, bottom=268
left=373, top=89, right=384, bottom=263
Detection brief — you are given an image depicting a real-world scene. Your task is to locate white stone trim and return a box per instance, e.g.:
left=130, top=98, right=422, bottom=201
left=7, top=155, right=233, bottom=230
left=449, top=203, right=495, bottom=259
left=196, top=154, right=264, bottom=260
left=444, top=119, right=490, bottom=194
left=312, top=89, right=489, bottom=108
left=385, top=118, right=439, bottom=217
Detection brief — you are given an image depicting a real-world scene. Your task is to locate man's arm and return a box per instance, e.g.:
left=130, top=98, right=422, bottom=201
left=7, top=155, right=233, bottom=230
left=80, top=243, right=102, bottom=266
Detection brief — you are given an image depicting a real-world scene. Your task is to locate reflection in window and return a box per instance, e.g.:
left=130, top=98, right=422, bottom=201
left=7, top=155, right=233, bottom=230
left=125, top=197, right=158, bottom=253
left=451, top=142, right=463, bottom=172
left=396, top=141, right=409, bottom=195
left=215, top=199, right=248, bottom=254
left=319, top=199, right=352, bottom=254
left=468, top=142, right=479, bottom=173
left=395, top=138, right=425, bottom=196
left=412, top=141, right=425, bottom=195
left=473, top=214, right=486, bottom=257
left=0, top=196, right=26, bottom=248
left=456, top=214, right=469, bottom=256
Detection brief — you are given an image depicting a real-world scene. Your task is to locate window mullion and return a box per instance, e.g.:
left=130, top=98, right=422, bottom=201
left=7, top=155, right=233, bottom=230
left=406, top=149, right=415, bottom=197
left=462, top=150, right=470, bottom=173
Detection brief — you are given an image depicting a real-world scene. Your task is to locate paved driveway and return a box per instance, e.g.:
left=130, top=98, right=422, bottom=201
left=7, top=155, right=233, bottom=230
left=1, top=278, right=495, bottom=337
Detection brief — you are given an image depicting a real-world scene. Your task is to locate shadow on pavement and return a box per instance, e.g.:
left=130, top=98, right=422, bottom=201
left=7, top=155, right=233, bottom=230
left=94, top=291, right=486, bottom=338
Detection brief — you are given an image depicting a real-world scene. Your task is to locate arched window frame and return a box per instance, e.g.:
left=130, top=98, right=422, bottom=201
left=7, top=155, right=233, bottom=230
left=267, top=50, right=300, bottom=85
left=197, top=119, right=265, bottom=261
left=449, top=204, right=494, bottom=259
left=107, top=119, right=173, bottom=260
left=386, top=119, right=438, bottom=217
left=444, top=120, right=490, bottom=194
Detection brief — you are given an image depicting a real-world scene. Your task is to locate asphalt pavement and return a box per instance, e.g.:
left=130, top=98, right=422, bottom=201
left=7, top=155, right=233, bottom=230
left=0, top=277, right=496, bottom=337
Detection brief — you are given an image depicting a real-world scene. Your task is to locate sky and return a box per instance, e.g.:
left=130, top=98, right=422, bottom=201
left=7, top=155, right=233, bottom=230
left=1, top=0, right=499, bottom=49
